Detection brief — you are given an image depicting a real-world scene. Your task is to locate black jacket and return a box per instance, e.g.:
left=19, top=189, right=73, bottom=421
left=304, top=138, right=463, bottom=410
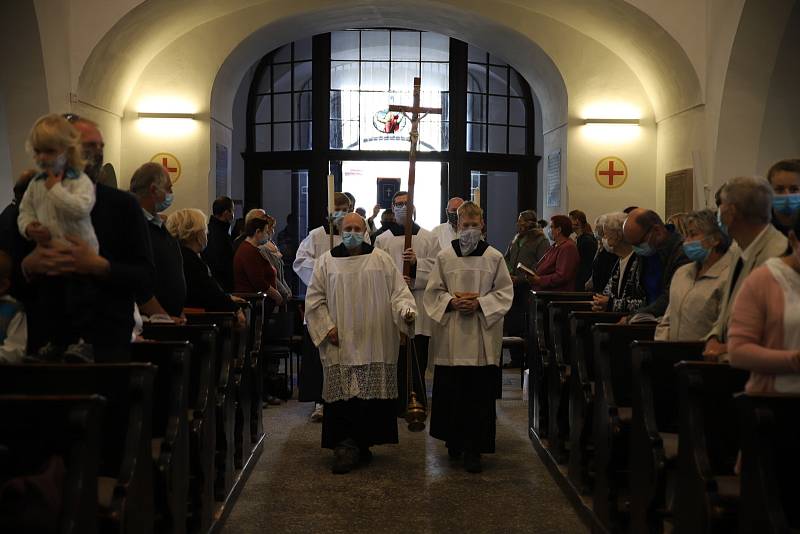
left=202, top=216, right=235, bottom=292
left=181, top=246, right=238, bottom=312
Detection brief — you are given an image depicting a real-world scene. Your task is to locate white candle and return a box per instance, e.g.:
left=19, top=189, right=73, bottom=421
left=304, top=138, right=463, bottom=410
left=327, top=174, right=335, bottom=214
left=473, top=187, right=481, bottom=207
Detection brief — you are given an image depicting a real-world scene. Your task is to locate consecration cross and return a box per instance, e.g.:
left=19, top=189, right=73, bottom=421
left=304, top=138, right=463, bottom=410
left=388, top=76, right=442, bottom=277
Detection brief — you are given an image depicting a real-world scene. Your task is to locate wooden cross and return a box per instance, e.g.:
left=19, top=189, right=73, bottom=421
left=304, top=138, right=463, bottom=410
left=388, top=76, right=442, bottom=277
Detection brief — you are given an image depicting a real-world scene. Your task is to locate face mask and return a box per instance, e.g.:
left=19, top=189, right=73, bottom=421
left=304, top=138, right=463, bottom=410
left=773, top=194, right=800, bottom=216
left=601, top=237, right=614, bottom=254
left=393, top=205, right=408, bottom=225
left=330, top=210, right=346, bottom=226
left=545, top=226, right=554, bottom=241
left=156, top=191, right=173, bottom=213
left=458, top=228, right=482, bottom=255
left=447, top=212, right=458, bottom=226
left=83, top=148, right=103, bottom=182
left=342, top=231, right=365, bottom=249
left=717, top=208, right=729, bottom=237
left=257, top=233, right=270, bottom=246
left=683, top=239, right=710, bottom=263
left=633, top=242, right=656, bottom=257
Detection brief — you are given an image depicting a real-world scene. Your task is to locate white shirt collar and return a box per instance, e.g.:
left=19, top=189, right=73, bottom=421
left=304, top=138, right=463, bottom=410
left=142, top=208, right=163, bottom=228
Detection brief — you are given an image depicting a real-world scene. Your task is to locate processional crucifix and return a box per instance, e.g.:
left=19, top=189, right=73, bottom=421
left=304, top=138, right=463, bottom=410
left=388, top=76, right=441, bottom=431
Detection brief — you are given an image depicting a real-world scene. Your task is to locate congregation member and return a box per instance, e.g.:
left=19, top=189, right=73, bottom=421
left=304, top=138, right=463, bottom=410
left=729, top=215, right=800, bottom=393
left=233, top=208, right=266, bottom=252
left=424, top=201, right=513, bottom=473
left=569, top=209, right=598, bottom=290
left=526, top=215, right=578, bottom=292
left=21, top=115, right=153, bottom=362
left=591, top=212, right=646, bottom=313
left=375, top=190, right=440, bottom=415
left=503, top=209, right=549, bottom=367
left=203, top=196, right=236, bottom=291
left=294, top=192, right=356, bottom=421
left=621, top=208, right=689, bottom=319
left=655, top=209, right=732, bottom=340
left=0, top=171, right=36, bottom=300
left=129, top=162, right=186, bottom=319
left=704, top=177, right=788, bottom=361
left=431, top=196, right=465, bottom=250
left=233, top=216, right=283, bottom=305
left=305, top=213, right=416, bottom=473
left=766, top=159, right=800, bottom=237
left=261, top=215, right=292, bottom=301
left=365, top=204, right=380, bottom=234
left=276, top=212, right=299, bottom=293
left=166, top=208, right=245, bottom=327
left=0, top=251, right=26, bottom=363
left=370, top=208, right=396, bottom=242
left=344, top=192, right=356, bottom=213
left=589, top=213, right=621, bottom=292
left=17, top=114, right=100, bottom=361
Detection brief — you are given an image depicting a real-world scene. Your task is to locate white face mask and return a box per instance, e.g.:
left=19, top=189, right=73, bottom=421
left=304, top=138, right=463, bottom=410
left=458, top=228, right=482, bottom=255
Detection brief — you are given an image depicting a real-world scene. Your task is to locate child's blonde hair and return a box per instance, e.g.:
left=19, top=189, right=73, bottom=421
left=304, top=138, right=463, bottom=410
left=166, top=209, right=208, bottom=244
left=27, top=114, right=85, bottom=171
left=457, top=200, right=483, bottom=221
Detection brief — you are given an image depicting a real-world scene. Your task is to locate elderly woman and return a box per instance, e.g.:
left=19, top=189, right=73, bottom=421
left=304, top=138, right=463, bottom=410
left=261, top=215, right=292, bottom=300
left=592, top=212, right=646, bottom=313
left=655, top=209, right=732, bottom=340
left=590, top=214, right=622, bottom=292
left=527, top=215, right=578, bottom=291
left=166, top=209, right=245, bottom=324
left=729, top=216, right=800, bottom=393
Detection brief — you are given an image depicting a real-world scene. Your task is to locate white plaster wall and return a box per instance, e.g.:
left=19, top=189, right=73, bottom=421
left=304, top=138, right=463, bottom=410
left=656, top=106, right=706, bottom=210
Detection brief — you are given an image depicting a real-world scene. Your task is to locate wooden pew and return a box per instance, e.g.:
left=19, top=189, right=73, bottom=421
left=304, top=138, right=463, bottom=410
left=527, top=290, right=592, bottom=439
left=736, top=392, right=800, bottom=533
left=184, top=311, right=241, bottom=502
left=233, top=292, right=270, bottom=445
left=142, top=323, right=217, bottom=534
left=0, top=394, right=105, bottom=534
left=546, top=300, right=594, bottom=463
left=673, top=361, right=748, bottom=534
left=628, top=341, right=704, bottom=534
left=0, top=364, right=156, bottom=534
left=130, top=340, right=191, bottom=534
left=592, top=323, right=657, bottom=532
left=566, top=311, right=627, bottom=493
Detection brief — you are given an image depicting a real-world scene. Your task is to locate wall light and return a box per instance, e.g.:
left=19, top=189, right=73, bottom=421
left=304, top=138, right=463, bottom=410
left=583, top=118, right=640, bottom=125
left=138, top=112, right=196, bottom=120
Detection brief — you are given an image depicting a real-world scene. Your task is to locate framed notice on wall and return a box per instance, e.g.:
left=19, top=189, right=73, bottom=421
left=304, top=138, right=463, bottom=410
left=546, top=150, right=561, bottom=208
left=665, top=168, right=694, bottom=218
left=215, top=143, right=229, bottom=197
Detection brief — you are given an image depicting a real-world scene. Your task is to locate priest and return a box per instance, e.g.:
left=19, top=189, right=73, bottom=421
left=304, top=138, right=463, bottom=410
left=431, top=196, right=464, bottom=250
left=374, top=190, right=440, bottom=415
left=424, top=201, right=513, bottom=473
left=293, top=192, right=368, bottom=421
left=305, top=213, right=416, bottom=474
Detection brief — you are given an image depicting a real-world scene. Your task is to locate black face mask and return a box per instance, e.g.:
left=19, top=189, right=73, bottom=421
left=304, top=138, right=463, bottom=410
left=83, top=148, right=104, bottom=182
left=447, top=212, right=458, bottom=226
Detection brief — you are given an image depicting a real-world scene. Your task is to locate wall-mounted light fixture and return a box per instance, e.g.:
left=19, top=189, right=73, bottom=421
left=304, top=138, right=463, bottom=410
left=583, top=118, right=640, bottom=125
left=137, top=112, right=196, bottom=120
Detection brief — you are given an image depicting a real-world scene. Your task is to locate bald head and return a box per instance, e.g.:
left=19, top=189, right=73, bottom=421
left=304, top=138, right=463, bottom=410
left=623, top=208, right=667, bottom=248
left=342, top=212, right=366, bottom=233
left=446, top=197, right=465, bottom=212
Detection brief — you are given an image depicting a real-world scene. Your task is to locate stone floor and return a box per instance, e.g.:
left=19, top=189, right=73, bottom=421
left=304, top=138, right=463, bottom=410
left=220, top=370, right=587, bottom=534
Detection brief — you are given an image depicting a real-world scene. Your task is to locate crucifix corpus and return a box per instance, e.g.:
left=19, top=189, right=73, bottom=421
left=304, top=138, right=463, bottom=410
left=388, top=77, right=442, bottom=278
left=388, top=76, right=441, bottom=432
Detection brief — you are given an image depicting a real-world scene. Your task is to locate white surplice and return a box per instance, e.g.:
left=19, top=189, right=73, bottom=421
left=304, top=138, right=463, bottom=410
left=292, top=226, right=371, bottom=287
left=374, top=226, right=440, bottom=336
left=431, top=222, right=457, bottom=251
left=424, top=242, right=514, bottom=366
left=305, top=246, right=416, bottom=403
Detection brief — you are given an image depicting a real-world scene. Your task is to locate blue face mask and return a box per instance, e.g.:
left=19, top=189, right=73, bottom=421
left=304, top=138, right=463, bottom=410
left=717, top=208, right=729, bottom=237
left=683, top=239, right=710, bottom=264
left=342, top=231, right=364, bottom=249
left=393, top=205, right=408, bottom=225
left=331, top=210, right=347, bottom=224
left=633, top=241, right=656, bottom=257
left=156, top=192, right=173, bottom=213
left=257, top=234, right=270, bottom=246
left=773, top=194, right=800, bottom=216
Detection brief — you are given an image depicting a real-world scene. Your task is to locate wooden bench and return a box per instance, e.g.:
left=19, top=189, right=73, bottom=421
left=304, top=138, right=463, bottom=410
left=673, top=361, right=748, bottom=534
left=628, top=341, right=704, bottom=534
left=527, top=291, right=592, bottom=439
left=0, top=394, right=105, bottom=534
left=141, top=324, right=217, bottom=534
left=566, top=311, right=626, bottom=494
left=736, top=392, right=800, bottom=533
left=545, top=300, right=593, bottom=463
left=130, top=340, right=191, bottom=534
left=234, top=292, right=270, bottom=443
left=591, top=323, right=656, bottom=532
left=0, top=364, right=156, bottom=534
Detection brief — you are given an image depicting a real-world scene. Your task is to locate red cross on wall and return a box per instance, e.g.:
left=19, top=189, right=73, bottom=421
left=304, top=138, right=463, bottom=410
left=161, top=157, right=177, bottom=174
left=599, top=160, right=624, bottom=186
left=149, top=152, right=182, bottom=183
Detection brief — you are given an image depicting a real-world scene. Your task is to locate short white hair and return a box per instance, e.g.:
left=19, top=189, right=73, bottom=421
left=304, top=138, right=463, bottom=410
left=600, top=212, right=627, bottom=239
left=244, top=208, right=266, bottom=225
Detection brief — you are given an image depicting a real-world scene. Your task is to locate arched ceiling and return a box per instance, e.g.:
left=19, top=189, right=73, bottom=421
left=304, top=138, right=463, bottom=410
left=79, top=0, right=701, bottom=123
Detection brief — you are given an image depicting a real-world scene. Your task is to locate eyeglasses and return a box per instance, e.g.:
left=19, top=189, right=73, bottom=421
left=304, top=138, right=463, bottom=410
left=62, top=113, right=81, bottom=123
left=392, top=201, right=408, bottom=208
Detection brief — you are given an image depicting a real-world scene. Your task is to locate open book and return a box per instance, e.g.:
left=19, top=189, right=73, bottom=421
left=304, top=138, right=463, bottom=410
left=516, top=262, right=537, bottom=277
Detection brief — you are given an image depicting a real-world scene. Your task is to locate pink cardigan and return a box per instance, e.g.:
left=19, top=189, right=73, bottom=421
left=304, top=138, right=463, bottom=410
left=728, top=263, right=800, bottom=392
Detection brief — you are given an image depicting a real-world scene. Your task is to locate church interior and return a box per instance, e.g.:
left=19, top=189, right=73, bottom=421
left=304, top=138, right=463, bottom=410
left=1, top=0, right=799, bottom=533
